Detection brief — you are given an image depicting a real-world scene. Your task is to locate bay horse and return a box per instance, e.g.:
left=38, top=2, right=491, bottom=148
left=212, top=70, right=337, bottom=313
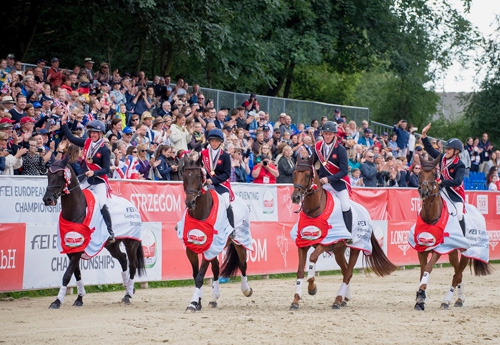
left=179, top=155, right=252, bottom=313
left=411, top=154, right=492, bottom=311
left=43, top=156, right=146, bottom=308
left=290, top=155, right=397, bottom=310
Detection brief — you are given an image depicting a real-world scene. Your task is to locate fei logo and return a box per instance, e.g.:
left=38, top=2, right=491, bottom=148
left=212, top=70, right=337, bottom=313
left=300, top=226, right=322, bottom=241
left=187, top=229, right=207, bottom=245
left=476, top=195, right=488, bottom=214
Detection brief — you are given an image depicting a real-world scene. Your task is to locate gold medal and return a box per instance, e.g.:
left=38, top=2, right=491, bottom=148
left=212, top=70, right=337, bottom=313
left=211, top=170, right=215, bottom=176
left=87, top=158, right=93, bottom=164
left=322, top=161, right=327, bottom=167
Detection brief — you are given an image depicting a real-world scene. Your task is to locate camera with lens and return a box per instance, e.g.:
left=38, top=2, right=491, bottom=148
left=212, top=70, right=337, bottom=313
left=263, top=160, right=268, bottom=166
left=37, top=147, right=44, bottom=153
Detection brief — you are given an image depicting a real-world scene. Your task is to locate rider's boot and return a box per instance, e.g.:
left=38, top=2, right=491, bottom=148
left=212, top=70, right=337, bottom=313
left=227, top=205, right=235, bottom=239
left=459, top=218, right=467, bottom=236
left=342, top=209, right=353, bottom=245
left=101, top=205, right=115, bottom=243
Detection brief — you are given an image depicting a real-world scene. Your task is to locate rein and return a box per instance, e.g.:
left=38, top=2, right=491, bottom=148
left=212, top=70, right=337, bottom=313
left=293, top=162, right=322, bottom=215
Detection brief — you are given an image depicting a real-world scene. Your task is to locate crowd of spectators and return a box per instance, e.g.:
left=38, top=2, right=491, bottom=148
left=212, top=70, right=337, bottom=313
left=1, top=53, right=499, bottom=190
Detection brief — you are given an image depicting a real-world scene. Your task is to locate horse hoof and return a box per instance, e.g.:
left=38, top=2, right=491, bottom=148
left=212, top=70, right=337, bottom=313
left=121, top=294, right=131, bottom=305
left=185, top=305, right=197, bottom=313
left=332, top=303, right=341, bottom=309
left=209, top=301, right=217, bottom=308
left=49, top=300, right=61, bottom=309
left=290, top=303, right=299, bottom=310
left=440, top=303, right=449, bottom=310
left=243, top=288, right=253, bottom=297
left=414, top=302, right=425, bottom=311
left=308, top=286, right=317, bottom=296
left=454, top=300, right=464, bottom=308
left=72, top=300, right=83, bottom=307
left=340, top=300, right=348, bottom=307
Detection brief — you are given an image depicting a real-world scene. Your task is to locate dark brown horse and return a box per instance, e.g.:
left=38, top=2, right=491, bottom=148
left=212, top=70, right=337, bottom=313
left=412, top=155, right=492, bottom=310
left=43, top=157, right=146, bottom=308
left=290, top=155, right=397, bottom=310
left=180, top=156, right=252, bottom=313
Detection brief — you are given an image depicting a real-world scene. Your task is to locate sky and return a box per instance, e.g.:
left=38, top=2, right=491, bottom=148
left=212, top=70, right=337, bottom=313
left=432, top=0, right=500, bottom=93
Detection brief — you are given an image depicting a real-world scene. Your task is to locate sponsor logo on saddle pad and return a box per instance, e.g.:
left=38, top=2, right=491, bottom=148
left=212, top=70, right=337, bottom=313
left=300, top=226, right=322, bottom=241
left=416, top=232, right=436, bottom=247
left=64, top=231, right=85, bottom=248
left=187, top=229, right=208, bottom=245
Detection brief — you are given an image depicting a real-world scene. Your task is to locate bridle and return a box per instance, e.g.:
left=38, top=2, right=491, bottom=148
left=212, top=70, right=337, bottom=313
left=418, top=166, right=441, bottom=224
left=183, top=165, right=207, bottom=204
left=46, top=165, right=86, bottom=201
left=293, top=162, right=322, bottom=215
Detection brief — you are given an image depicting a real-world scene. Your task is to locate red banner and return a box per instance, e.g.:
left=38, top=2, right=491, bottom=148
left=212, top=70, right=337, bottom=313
left=0, top=224, right=25, bottom=291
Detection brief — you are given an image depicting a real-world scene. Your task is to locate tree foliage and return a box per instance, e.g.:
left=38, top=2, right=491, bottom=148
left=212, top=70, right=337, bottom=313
left=0, top=0, right=479, bottom=131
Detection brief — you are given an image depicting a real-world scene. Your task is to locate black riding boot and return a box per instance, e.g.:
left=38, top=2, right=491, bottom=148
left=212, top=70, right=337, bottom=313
left=101, top=205, right=115, bottom=243
left=342, top=209, right=353, bottom=244
left=459, top=218, right=467, bottom=236
left=227, top=205, right=235, bottom=239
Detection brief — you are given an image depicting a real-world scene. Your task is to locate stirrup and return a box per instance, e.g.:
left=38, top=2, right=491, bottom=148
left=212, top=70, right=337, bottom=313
left=108, top=234, right=116, bottom=243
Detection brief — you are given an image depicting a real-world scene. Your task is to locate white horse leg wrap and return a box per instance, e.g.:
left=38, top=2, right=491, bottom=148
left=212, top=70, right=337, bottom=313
left=191, top=287, right=202, bottom=303
left=121, top=271, right=129, bottom=287
left=57, top=286, right=67, bottom=303
left=126, top=279, right=134, bottom=297
left=212, top=280, right=220, bottom=300
left=443, top=286, right=454, bottom=304
left=76, top=280, right=86, bottom=297
left=307, top=263, right=316, bottom=280
left=295, top=279, right=304, bottom=298
left=345, top=284, right=351, bottom=300
left=241, top=275, right=250, bottom=293
left=457, top=283, right=465, bottom=301
left=337, top=282, right=348, bottom=298
left=420, top=271, right=430, bottom=286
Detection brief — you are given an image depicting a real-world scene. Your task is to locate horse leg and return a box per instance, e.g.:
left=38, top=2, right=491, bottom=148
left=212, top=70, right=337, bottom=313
left=443, top=251, right=469, bottom=309
left=122, top=240, right=142, bottom=305
left=186, top=257, right=210, bottom=313
left=209, top=257, right=220, bottom=308
left=72, top=264, right=85, bottom=307
left=50, top=253, right=82, bottom=309
left=308, top=245, right=331, bottom=296
left=333, top=247, right=359, bottom=309
left=455, top=282, right=465, bottom=307
left=233, top=244, right=252, bottom=297
left=106, top=241, right=132, bottom=304
left=291, top=247, right=309, bottom=310
left=414, top=251, right=441, bottom=311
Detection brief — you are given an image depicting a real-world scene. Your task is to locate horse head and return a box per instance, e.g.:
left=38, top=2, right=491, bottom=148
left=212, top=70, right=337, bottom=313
left=417, top=154, right=441, bottom=200
left=43, top=156, right=74, bottom=206
left=292, top=154, right=316, bottom=205
left=182, top=154, right=205, bottom=210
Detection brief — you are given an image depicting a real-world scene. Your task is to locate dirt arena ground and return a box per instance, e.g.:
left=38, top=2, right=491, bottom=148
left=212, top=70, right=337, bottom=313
left=1, top=264, right=500, bottom=345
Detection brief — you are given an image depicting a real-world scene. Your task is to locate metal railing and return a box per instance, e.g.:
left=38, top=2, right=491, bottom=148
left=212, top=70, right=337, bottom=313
left=199, top=87, right=370, bottom=126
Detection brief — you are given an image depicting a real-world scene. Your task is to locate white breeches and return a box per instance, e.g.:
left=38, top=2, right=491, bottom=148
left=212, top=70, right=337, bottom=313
left=456, top=202, right=464, bottom=221
left=324, top=184, right=351, bottom=212
left=219, top=192, right=230, bottom=210
left=80, top=181, right=107, bottom=209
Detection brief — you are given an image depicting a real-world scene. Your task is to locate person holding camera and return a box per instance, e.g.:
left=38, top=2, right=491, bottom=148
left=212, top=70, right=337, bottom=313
left=21, top=137, right=50, bottom=175
left=0, top=131, right=26, bottom=175
left=242, top=93, right=260, bottom=113
left=251, top=144, right=279, bottom=184
left=201, top=128, right=236, bottom=230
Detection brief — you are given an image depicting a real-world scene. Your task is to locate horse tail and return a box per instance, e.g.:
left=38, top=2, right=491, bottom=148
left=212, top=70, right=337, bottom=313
left=220, top=242, right=240, bottom=278
left=136, top=242, right=147, bottom=277
left=471, top=259, right=493, bottom=277
left=365, top=232, right=398, bottom=277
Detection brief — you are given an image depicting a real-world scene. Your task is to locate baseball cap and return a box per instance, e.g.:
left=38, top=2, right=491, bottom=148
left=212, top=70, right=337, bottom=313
left=273, top=127, right=280, bottom=133
left=84, top=57, right=94, bottom=63
left=122, top=127, right=133, bottom=134
left=7, top=54, right=15, bottom=59
left=37, top=128, right=49, bottom=135
left=364, top=128, right=372, bottom=133
left=20, top=117, right=35, bottom=125
left=262, top=125, right=270, bottom=131
left=32, top=101, right=42, bottom=108
left=334, top=108, right=341, bottom=113
left=382, top=132, right=388, bottom=136
left=51, top=57, right=59, bottom=63
left=41, top=95, right=53, bottom=102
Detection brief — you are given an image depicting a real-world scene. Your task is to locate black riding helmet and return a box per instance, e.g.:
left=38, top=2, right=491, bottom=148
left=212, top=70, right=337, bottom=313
left=445, top=138, right=463, bottom=153
left=321, top=121, right=338, bottom=133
